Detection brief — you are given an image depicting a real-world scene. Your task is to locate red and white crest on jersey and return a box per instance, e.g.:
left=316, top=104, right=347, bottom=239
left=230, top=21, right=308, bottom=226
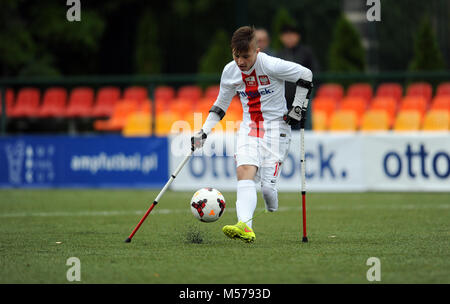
left=258, top=75, right=270, bottom=85
left=243, top=75, right=257, bottom=87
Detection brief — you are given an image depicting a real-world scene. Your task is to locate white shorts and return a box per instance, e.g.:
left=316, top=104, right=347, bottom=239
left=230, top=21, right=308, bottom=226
left=235, top=126, right=291, bottom=184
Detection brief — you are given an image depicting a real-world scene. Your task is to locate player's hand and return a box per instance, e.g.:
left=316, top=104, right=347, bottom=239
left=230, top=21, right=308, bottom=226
left=284, top=106, right=307, bottom=126
left=191, top=129, right=207, bottom=151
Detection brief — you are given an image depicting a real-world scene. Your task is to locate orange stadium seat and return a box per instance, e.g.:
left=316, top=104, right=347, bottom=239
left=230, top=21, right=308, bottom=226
left=339, top=97, right=367, bottom=126
left=370, top=96, right=397, bottom=127
left=430, top=96, right=450, bottom=112
left=406, top=82, right=433, bottom=104
left=346, top=83, right=373, bottom=104
left=177, top=85, right=203, bottom=102
left=329, top=110, right=357, bottom=131
left=155, top=112, right=179, bottom=136
left=94, top=100, right=138, bottom=132
left=436, top=82, right=450, bottom=97
left=312, top=96, right=337, bottom=121
left=422, top=110, right=449, bottom=131
left=194, top=98, right=215, bottom=116
left=153, top=86, right=175, bottom=102
left=8, top=87, right=40, bottom=118
left=393, top=110, right=422, bottom=131
left=227, top=96, right=243, bottom=117
left=399, top=96, right=427, bottom=118
left=205, top=85, right=220, bottom=100
left=123, top=86, right=148, bottom=104
left=0, top=89, right=15, bottom=115
left=312, top=110, right=327, bottom=131
left=169, top=98, right=195, bottom=120
left=38, top=87, right=67, bottom=118
left=65, top=87, right=94, bottom=118
left=316, top=83, right=344, bottom=102
left=154, top=98, right=171, bottom=114
left=122, top=112, right=152, bottom=136
left=92, top=86, right=121, bottom=117
left=360, top=110, right=390, bottom=132
left=375, top=83, right=403, bottom=103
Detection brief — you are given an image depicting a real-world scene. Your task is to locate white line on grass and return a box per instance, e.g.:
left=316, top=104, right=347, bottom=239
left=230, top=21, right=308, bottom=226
left=0, top=204, right=448, bottom=218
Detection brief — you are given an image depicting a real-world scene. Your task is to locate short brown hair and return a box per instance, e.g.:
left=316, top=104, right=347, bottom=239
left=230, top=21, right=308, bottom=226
left=231, top=26, right=257, bottom=55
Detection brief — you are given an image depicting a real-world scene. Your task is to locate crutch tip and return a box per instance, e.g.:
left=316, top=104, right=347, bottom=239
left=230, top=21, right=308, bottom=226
left=124, top=237, right=132, bottom=243
left=302, top=236, right=308, bottom=243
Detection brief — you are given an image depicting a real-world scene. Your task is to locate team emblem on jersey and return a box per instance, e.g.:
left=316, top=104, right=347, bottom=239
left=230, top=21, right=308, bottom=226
left=258, top=75, right=270, bottom=85
left=244, top=75, right=257, bottom=87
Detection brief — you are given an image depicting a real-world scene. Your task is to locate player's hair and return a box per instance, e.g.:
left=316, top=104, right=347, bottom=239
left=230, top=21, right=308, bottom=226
left=231, top=26, right=257, bottom=55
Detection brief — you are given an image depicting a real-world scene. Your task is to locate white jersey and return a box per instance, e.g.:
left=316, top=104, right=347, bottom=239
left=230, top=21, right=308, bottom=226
left=213, top=52, right=312, bottom=138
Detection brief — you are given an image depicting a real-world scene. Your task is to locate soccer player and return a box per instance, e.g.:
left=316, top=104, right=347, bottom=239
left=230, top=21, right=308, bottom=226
left=191, top=26, right=313, bottom=243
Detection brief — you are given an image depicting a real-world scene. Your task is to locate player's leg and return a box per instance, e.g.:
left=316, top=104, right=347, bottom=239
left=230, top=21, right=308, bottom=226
left=261, top=163, right=281, bottom=212
left=223, top=134, right=258, bottom=242
left=235, top=164, right=258, bottom=228
left=260, top=129, right=291, bottom=213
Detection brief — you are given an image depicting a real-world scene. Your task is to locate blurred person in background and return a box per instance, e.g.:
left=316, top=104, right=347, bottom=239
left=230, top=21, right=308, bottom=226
left=255, top=28, right=275, bottom=56
left=277, top=24, right=319, bottom=130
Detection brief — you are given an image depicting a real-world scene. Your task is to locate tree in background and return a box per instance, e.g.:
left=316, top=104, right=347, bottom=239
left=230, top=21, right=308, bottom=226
left=135, top=10, right=162, bottom=74
left=409, top=16, right=446, bottom=71
left=0, top=1, right=105, bottom=76
left=328, top=15, right=366, bottom=73
left=197, top=29, right=231, bottom=86
left=270, top=7, right=297, bottom=52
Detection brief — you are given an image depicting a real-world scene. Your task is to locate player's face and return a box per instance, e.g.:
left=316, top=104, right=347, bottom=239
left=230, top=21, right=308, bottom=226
left=233, top=45, right=259, bottom=72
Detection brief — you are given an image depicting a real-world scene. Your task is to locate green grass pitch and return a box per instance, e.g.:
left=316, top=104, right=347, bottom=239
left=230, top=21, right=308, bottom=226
left=0, top=190, right=448, bottom=284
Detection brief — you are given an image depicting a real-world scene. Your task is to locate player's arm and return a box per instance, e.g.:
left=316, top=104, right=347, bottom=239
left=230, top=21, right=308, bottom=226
left=267, top=57, right=313, bottom=126
left=191, top=68, right=236, bottom=150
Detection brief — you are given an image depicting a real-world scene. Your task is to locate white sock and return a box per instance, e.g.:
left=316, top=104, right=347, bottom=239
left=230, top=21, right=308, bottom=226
left=235, top=179, right=257, bottom=229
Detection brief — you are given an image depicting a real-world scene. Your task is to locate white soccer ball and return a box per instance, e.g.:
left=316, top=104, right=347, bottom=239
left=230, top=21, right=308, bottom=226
left=190, top=188, right=226, bottom=222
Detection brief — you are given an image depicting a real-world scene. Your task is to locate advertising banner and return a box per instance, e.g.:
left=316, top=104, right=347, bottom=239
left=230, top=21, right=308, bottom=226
left=363, top=133, right=450, bottom=191
left=0, top=136, right=168, bottom=188
left=169, top=132, right=450, bottom=192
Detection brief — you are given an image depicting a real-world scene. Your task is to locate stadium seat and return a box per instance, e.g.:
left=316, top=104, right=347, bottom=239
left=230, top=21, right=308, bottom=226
left=0, top=89, right=15, bottom=115
left=65, top=87, right=95, bottom=118
left=153, top=86, right=175, bottom=102
left=154, top=98, right=170, bottom=115
left=205, top=85, right=220, bottom=100
left=94, top=100, right=139, bottom=132
left=393, top=110, right=422, bottom=131
left=370, top=97, right=397, bottom=127
left=375, top=83, right=403, bottom=102
left=339, top=97, right=367, bottom=126
left=227, top=97, right=243, bottom=117
left=8, top=87, right=41, bottom=118
left=139, top=99, right=152, bottom=113
left=316, top=83, right=344, bottom=102
left=430, top=96, right=450, bottom=112
left=155, top=112, right=179, bottom=136
left=312, top=96, right=337, bottom=121
left=177, top=85, right=203, bottom=102
left=399, top=96, right=427, bottom=118
left=360, top=110, right=390, bottom=132
left=91, top=86, right=121, bottom=117
left=123, top=86, right=148, bottom=104
left=38, top=87, right=68, bottom=118
left=194, top=98, right=215, bottom=116
left=329, top=110, right=357, bottom=131
left=346, top=83, right=373, bottom=104
left=122, top=112, right=152, bottom=136
left=422, top=110, right=449, bottom=131
left=406, top=82, right=433, bottom=104
left=436, top=82, right=450, bottom=97
left=312, top=110, right=327, bottom=131
left=169, top=98, right=195, bottom=120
